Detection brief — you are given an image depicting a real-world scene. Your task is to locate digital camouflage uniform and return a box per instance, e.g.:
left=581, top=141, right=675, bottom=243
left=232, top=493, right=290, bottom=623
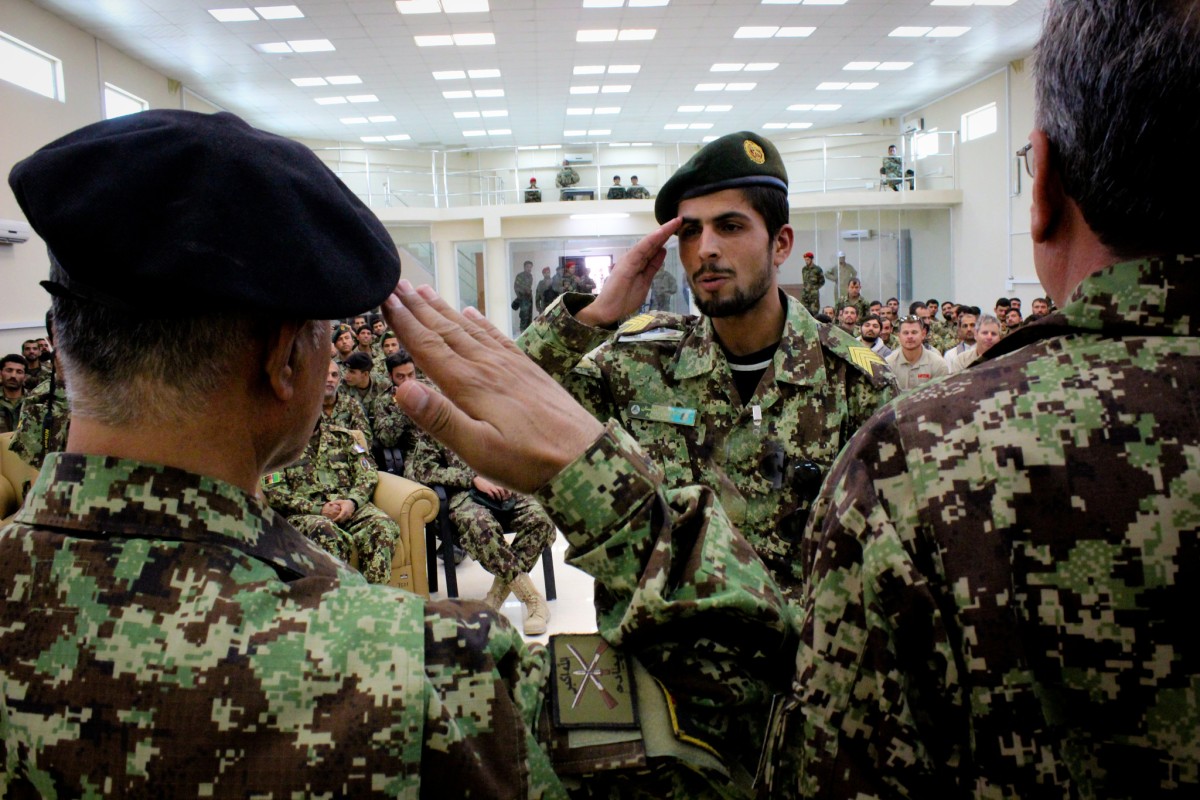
left=346, top=374, right=392, bottom=436
left=800, top=260, right=824, bottom=316
left=0, top=424, right=795, bottom=798
left=882, top=154, right=904, bottom=189
left=7, top=379, right=69, bottom=474
left=519, top=291, right=894, bottom=598
left=769, top=255, right=1200, bottom=797
left=514, top=269, right=534, bottom=332
left=555, top=165, right=580, bottom=199
left=627, top=184, right=650, bottom=200
left=261, top=417, right=397, bottom=584
left=651, top=268, right=678, bottom=312
left=834, top=293, right=869, bottom=324
left=325, top=387, right=372, bottom=445
left=405, top=428, right=556, bottom=586
left=536, top=274, right=555, bottom=313
left=372, top=390, right=416, bottom=456
left=0, top=396, right=21, bottom=436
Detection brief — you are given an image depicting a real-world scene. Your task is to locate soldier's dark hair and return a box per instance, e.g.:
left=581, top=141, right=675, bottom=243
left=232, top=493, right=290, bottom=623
left=385, top=351, right=413, bottom=373
left=1, top=354, right=27, bottom=371
left=994, top=297, right=1010, bottom=309
left=861, top=314, right=881, bottom=325
left=739, top=186, right=790, bottom=241
left=1036, top=0, right=1200, bottom=255
left=908, top=301, right=925, bottom=315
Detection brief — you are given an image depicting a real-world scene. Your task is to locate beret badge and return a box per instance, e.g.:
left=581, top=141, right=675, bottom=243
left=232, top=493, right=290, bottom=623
left=744, top=139, right=766, bottom=165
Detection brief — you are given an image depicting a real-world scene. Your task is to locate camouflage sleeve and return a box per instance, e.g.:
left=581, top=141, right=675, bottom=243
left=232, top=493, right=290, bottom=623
left=348, top=397, right=373, bottom=448
left=403, top=430, right=475, bottom=491
left=535, top=422, right=798, bottom=772
left=260, top=470, right=322, bottom=517
left=372, top=394, right=412, bottom=450
left=346, top=439, right=378, bottom=512
left=845, top=366, right=895, bottom=434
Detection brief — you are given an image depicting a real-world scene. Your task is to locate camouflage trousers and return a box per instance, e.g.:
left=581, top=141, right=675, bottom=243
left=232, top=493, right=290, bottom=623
left=448, top=493, right=556, bottom=585
left=518, top=299, right=534, bottom=332
left=800, top=290, right=820, bottom=316
left=289, top=503, right=399, bottom=585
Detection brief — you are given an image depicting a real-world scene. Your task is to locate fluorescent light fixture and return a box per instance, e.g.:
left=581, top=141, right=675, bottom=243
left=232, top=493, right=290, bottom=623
left=609, top=142, right=631, bottom=147
left=571, top=85, right=600, bottom=94
left=587, top=129, right=611, bottom=135
left=725, top=82, right=755, bottom=91
left=705, top=104, right=731, bottom=111
left=583, top=0, right=623, bottom=6
left=453, top=32, right=496, bottom=45
left=570, top=213, right=630, bottom=220
left=415, top=34, right=454, bottom=46
left=567, top=107, right=593, bottom=115
left=454, top=110, right=481, bottom=118
left=255, top=42, right=292, bottom=53
left=594, top=106, right=620, bottom=114
left=255, top=5, right=304, bottom=19
left=518, top=145, right=539, bottom=150
left=696, top=83, right=725, bottom=91
left=817, top=82, right=847, bottom=90
left=629, top=0, right=669, bottom=5
left=487, top=128, right=511, bottom=135
left=890, top=26, right=932, bottom=36
left=787, top=103, right=813, bottom=110
left=763, top=122, right=787, bottom=129
left=813, top=103, right=840, bottom=110
left=847, top=82, right=878, bottom=90
left=678, top=104, right=704, bottom=112
left=292, top=77, right=327, bottom=86
left=361, top=135, right=387, bottom=142
left=463, top=129, right=486, bottom=136
left=327, top=75, right=362, bottom=84
left=481, top=109, right=508, bottom=117
left=745, top=62, right=778, bottom=71
left=928, top=26, right=970, bottom=37
left=702, top=135, right=717, bottom=142
left=776, top=27, right=815, bottom=37
left=577, top=29, right=618, bottom=42
left=385, top=133, right=412, bottom=141
left=574, top=65, right=605, bottom=75
left=474, top=88, right=504, bottom=97
left=368, top=114, right=397, bottom=122
left=340, top=117, right=368, bottom=124
left=877, top=61, right=912, bottom=70
left=346, top=94, right=379, bottom=102
left=289, top=39, right=335, bottom=52
left=711, top=63, right=744, bottom=72
left=468, top=68, right=501, bottom=78
left=395, top=0, right=441, bottom=12
left=433, top=70, right=467, bottom=79
left=735, top=26, right=777, bottom=38
left=564, top=130, right=586, bottom=136
left=787, top=121, right=812, bottom=128
left=608, top=64, right=640, bottom=73
left=844, top=61, right=879, bottom=70
left=601, top=84, right=630, bottom=93
left=442, top=0, right=490, bottom=10
left=688, top=122, right=713, bottom=129
left=762, top=0, right=800, bottom=4
left=617, top=29, right=656, bottom=40
left=540, top=144, right=562, bottom=149
left=443, top=90, right=473, bottom=98
left=210, top=8, right=258, bottom=22
left=314, top=96, right=347, bottom=104
left=632, top=142, right=651, bottom=146
left=664, top=123, right=688, bottom=129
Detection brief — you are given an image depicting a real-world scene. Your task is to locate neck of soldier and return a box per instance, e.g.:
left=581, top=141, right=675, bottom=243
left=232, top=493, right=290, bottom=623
left=711, top=287, right=786, bottom=357
left=322, top=392, right=337, bottom=415
left=2, top=385, right=21, bottom=401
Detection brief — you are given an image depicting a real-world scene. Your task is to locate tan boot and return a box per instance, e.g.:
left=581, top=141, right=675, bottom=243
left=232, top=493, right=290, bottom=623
left=511, top=573, right=551, bottom=636
left=482, top=575, right=511, bottom=611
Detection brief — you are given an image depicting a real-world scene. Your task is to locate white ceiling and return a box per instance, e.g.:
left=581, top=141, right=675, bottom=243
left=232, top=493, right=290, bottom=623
left=32, top=0, right=1046, bottom=148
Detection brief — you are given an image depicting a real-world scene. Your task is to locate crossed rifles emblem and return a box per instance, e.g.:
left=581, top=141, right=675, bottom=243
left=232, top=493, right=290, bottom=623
left=567, top=640, right=620, bottom=710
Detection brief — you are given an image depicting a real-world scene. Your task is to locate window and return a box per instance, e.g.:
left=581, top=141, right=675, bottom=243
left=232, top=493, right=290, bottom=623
left=104, top=83, right=148, bottom=119
left=0, top=31, right=65, bottom=101
left=961, top=102, right=997, bottom=142
left=914, top=128, right=940, bottom=160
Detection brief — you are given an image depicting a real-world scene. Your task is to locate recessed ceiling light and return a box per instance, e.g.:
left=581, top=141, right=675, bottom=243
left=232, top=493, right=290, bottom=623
left=574, top=65, right=605, bottom=75
left=395, top=0, right=441, bottom=12
left=291, top=77, right=327, bottom=87
left=877, top=62, right=912, bottom=70
left=890, top=26, right=932, bottom=37
left=341, top=117, right=368, bottom=124
left=488, top=128, right=511, bottom=135
left=540, top=144, right=562, bottom=149
left=327, top=75, right=362, bottom=84
left=474, top=88, right=504, bottom=97
left=745, top=62, right=778, bottom=71
left=289, top=39, right=335, bottom=52
left=844, top=61, right=879, bottom=70
left=632, top=142, right=651, bottom=146
left=711, top=63, right=744, bottom=72
left=468, top=68, right=501, bottom=78
left=361, top=135, right=387, bottom=142
left=587, top=129, right=611, bottom=135
left=255, top=5, right=304, bottom=19
left=564, top=130, right=587, bottom=136
left=571, top=85, right=600, bottom=94
left=763, top=122, right=787, bottom=129
left=415, top=34, right=454, bottom=46
left=664, top=123, right=688, bottom=130
left=629, top=0, right=669, bottom=5
left=583, top=0, right=623, bottom=6
left=442, top=0, right=489, bottom=10
left=705, top=104, right=731, bottom=111
left=455, top=110, right=481, bottom=118
left=210, top=8, right=258, bottom=22
left=346, top=94, right=379, bottom=102
left=369, top=115, right=397, bottom=122
left=481, top=109, right=508, bottom=117
left=601, top=84, right=631, bottom=93
left=594, top=106, right=620, bottom=114
left=608, top=64, right=640, bottom=74
left=454, top=32, right=496, bottom=45
left=725, top=82, right=756, bottom=91
left=734, top=26, right=777, bottom=38
left=813, top=103, right=840, bottom=110
left=518, top=145, right=539, bottom=150
left=463, top=130, right=487, bottom=136
left=688, top=122, right=713, bottom=129
left=928, top=26, right=970, bottom=37
left=678, top=104, right=704, bottom=112
left=787, top=121, right=813, bottom=128
left=776, top=27, right=815, bottom=37
left=396, top=0, right=491, bottom=12
left=314, top=96, right=347, bottom=104
left=443, top=90, right=473, bottom=98
left=787, top=103, right=814, bottom=111
left=702, top=135, right=717, bottom=142
left=567, top=107, right=593, bottom=115
left=385, top=133, right=412, bottom=141
left=433, top=70, right=467, bottom=80
left=255, top=42, right=292, bottom=53
left=847, top=82, right=878, bottom=90
left=577, top=29, right=618, bottom=42
left=609, top=142, right=631, bottom=147
left=817, top=82, right=847, bottom=90
left=696, top=83, right=725, bottom=91
left=617, top=29, right=656, bottom=40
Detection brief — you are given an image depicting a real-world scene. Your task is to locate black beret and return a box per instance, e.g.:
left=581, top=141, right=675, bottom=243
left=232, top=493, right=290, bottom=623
left=343, top=351, right=373, bottom=371
left=331, top=324, right=353, bottom=343
left=8, top=110, right=400, bottom=318
left=655, top=131, right=788, bottom=224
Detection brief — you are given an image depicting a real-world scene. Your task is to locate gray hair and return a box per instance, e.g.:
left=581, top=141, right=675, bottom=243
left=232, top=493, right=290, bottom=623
left=976, top=313, right=1001, bottom=331
left=1035, top=0, right=1200, bottom=255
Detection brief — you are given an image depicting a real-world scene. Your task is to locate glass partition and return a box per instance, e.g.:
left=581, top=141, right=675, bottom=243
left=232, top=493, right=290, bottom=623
left=455, top=241, right=485, bottom=313
left=385, top=224, right=436, bottom=290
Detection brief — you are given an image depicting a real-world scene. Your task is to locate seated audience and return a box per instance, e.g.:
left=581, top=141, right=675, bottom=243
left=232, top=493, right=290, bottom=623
left=947, top=313, right=1002, bottom=374
left=886, top=315, right=949, bottom=390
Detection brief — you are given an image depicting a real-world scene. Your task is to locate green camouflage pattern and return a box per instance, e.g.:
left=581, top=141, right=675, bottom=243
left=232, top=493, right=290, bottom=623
left=779, top=254, right=1200, bottom=797
left=800, top=261, right=824, bottom=315
left=345, top=373, right=392, bottom=434
left=372, top=389, right=416, bottom=454
left=834, top=294, right=869, bottom=323
left=536, top=275, right=555, bottom=313
left=515, top=270, right=535, bottom=331
left=261, top=417, right=396, bottom=584
left=626, top=185, right=650, bottom=200
left=325, top=388, right=372, bottom=445
left=406, top=428, right=555, bottom=585
left=519, top=291, right=894, bottom=597
left=0, top=396, right=20, bottom=436
left=7, top=380, right=69, bottom=472
left=556, top=165, right=580, bottom=190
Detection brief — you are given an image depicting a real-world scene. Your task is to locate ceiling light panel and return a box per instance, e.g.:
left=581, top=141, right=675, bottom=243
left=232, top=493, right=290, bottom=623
left=677, top=104, right=704, bottom=111
left=574, top=65, right=605, bottom=75
left=570, top=85, right=600, bottom=94
left=928, top=26, right=970, bottom=37
left=442, top=90, right=473, bottom=98
left=474, top=88, right=504, bottom=97
left=255, top=5, right=304, bottom=19
left=844, top=61, right=879, bottom=70
left=601, top=85, right=631, bottom=93
left=361, top=136, right=386, bottom=142
left=386, top=134, right=411, bottom=141
left=369, top=115, right=397, bottom=122
left=889, top=26, right=932, bottom=36
left=442, top=0, right=490, bottom=10
left=726, top=83, right=756, bottom=91
left=433, top=70, right=466, bottom=79
left=327, top=75, right=362, bottom=84
left=481, top=109, right=507, bottom=117
left=395, top=0, right=440, bottom=12
left=876, top=62, right=912, bottom=70
left=289, top=39, right=335, bottom=52
left=577, top=29, right=618, bottom=42
left=734, top=26, right=813, bottom=38
left=847, top=82, right=878, bottom=90
left=255, top=42, right=292, bottom=53
left=291, top=77, right=327, bottom=86
left=396, top=0, right=491, bottom=12
left=468, top=68, right=501, bottom=78
left=210, top=8, right=258, bottom=22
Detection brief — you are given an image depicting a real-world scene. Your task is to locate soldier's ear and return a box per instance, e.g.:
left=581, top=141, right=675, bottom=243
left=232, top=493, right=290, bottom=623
left=263, top=319, right=311, bottom=403
left=772, top=224, right=795, bottom=268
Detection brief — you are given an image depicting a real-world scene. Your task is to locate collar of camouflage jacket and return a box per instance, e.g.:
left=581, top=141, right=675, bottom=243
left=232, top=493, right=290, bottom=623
left=13, top=453, right=343, bottom=582
left=986, top=255, right=1199, bottom=362
left=674, top=292, right=828, bottom=387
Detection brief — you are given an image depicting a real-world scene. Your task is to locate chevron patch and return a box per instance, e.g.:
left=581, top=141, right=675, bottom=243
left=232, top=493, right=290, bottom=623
left=847, top=345, right=886, bottom=371
left=617, top=313, right=657, bottom=335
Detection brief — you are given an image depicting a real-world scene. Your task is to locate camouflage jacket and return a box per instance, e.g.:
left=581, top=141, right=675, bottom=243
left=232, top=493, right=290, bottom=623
left=780, top=255, right=1200, bottom=797
left=346, top=374, right=392, bottom=431
left=555, top=166, right=580, bottom=189
left=514, top=270, right=533, bottom=300
left=404, top=425, right=476, bottom=494
left=0, top=395, right=21, bottom=436
left=325, top=389, right=372, bottom=445
left=7, top=379, right=69, bottom=471
left=834, top=294, right=869, bottom=323
left=800, top=262, right=824, bottom=311
left=372, top=390, right=415, bottom=453
left=262, top=417, right=378, bottom=516
left=518, top=291, right=895, bottom=594
left=0, top=424, right=795, bottom=797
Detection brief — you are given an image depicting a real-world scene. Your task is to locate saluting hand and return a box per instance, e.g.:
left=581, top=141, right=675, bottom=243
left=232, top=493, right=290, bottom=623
left=575, top=217, right=681, bottom=328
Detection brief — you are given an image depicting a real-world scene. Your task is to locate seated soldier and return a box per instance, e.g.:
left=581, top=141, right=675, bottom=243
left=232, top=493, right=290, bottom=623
left=321, top=358, right=371, bottom=444
left=261, top=412, right=398, bottom=585
left=606, top=175, right=626, bottom=200
left=341, top=351, right=390, bottom=433
left=372, top=351, right=418, bottom=457
left=0, top=354, right=26, bottom=435
left=8, top=326, right=69, bottom=476
left=405, top=423, right=555, bottom=636
left=627, top=175, right=650, bottom=199
left=331, top=323, right=355, bottom=365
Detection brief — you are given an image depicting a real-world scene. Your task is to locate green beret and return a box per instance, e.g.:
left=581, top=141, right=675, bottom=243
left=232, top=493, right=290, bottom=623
left=654, top=131, right=788, bottom=223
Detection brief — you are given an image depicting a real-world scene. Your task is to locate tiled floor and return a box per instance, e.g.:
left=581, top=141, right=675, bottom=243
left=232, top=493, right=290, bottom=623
left=427, top=531, right=599, bottom=645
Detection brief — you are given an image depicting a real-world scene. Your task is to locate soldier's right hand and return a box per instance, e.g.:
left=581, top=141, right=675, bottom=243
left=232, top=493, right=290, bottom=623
left=575, top=217, right=681, bottom=328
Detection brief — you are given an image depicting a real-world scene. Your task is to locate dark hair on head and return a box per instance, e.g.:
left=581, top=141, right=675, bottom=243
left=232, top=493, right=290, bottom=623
left=1036, top=0, right=1200, bottom=255
left=1, top=353, right=28, bottom=371
left=995, top=297, right=1010, bottom=308
left=813, top=313, right=833, bottom=324
left=385, top=351, right=413, bottom=373
left=959, top=306, right=981, bottom=318
left=886, top=296, right=899, bottom=304
left=926, top=298, right=938, bottom=306
left=739, top=185, right=790, bottom=240
left=862, top=313, right=881, bottom=325
left=367, top=313, right=382, bottom=325
left=908, top=301, right=925, bottom=314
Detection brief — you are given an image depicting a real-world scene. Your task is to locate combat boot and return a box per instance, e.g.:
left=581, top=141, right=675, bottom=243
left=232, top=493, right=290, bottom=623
left=511, top=572, right=551, bottom=636
left=482, top=575, right=511, bottom=611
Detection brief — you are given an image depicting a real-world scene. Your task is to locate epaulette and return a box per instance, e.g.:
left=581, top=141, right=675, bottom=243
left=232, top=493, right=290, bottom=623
left=613, top=310, right=695, bottom=345
left=817, top=322, right=892, bottom=388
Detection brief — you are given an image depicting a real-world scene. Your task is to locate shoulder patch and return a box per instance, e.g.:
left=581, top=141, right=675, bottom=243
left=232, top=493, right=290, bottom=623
left=818, top=323, right=893, bottom=388
left=617, top=313, right=658, bottom=335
